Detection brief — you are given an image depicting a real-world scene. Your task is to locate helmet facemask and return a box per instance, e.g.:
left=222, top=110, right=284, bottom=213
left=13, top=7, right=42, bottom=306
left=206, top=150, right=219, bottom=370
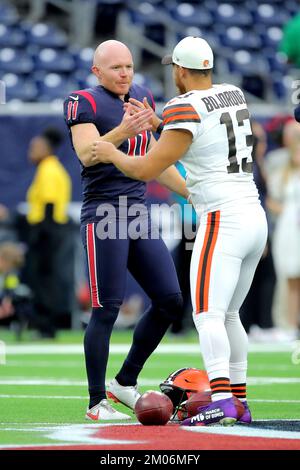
left=159, top=368, right=210, bottom=422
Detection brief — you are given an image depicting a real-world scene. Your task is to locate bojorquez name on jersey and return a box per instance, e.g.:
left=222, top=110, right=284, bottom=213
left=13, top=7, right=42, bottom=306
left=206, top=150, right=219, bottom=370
left=201, top=90, right=246, bottom=112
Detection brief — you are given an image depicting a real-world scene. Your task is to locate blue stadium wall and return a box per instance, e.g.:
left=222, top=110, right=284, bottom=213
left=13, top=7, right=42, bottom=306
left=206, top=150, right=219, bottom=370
left=0, top=114, right=82, bottom=209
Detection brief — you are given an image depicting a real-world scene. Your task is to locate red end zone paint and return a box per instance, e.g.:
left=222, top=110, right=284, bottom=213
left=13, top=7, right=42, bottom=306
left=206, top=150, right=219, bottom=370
left=4, top=424, right=300, bottom=450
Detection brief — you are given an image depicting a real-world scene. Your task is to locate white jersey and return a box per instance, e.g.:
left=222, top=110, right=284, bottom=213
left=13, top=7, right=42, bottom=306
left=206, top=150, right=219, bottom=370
left=162, top=83, right=260, bottom=214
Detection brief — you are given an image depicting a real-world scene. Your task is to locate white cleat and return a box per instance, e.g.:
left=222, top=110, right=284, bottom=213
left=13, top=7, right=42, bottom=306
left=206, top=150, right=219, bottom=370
left=85, top=398, right=131, bottom=421
left=107, top=378, right=141, bottom=410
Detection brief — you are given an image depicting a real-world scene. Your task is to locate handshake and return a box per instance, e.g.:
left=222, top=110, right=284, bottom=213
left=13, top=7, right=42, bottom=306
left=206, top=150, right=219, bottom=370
left=91, top=97, right=163, bottom=165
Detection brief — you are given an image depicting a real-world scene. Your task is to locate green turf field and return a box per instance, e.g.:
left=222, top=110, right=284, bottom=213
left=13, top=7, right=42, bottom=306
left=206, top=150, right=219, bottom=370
left=0, top=329, right=300, bottom=447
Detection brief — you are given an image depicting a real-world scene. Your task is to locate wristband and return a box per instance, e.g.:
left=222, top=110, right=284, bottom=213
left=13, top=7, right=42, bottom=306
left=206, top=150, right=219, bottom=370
left=156, top=122, right=164, bottom=135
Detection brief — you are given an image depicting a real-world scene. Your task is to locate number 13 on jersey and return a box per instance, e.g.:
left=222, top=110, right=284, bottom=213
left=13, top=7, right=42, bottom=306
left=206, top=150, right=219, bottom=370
left=220, top=108, right=253, bottom=174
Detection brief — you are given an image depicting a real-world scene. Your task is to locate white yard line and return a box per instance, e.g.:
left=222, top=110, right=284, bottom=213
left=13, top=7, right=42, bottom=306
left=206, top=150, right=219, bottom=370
left=0, top=394, right=87, bottom=399
left=2, top=342, right=296, bottom=355
left=185, top=425, right=300, bottom=440
left=0, top=394, right=300, bottom=404
left=4, top=360, right=298, bottom=371
left=0, top=377, right=300, bottom=386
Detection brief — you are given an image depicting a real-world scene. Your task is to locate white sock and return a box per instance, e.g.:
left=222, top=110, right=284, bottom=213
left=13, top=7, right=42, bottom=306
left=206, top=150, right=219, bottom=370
left=194, top=312, right=232, bottom=402
left=225, top=311, right=248, bottom=401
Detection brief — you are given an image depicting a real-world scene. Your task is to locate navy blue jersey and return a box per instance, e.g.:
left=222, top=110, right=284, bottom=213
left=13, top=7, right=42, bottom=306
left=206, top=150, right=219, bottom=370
left=63, top=84, right=154, bottom=223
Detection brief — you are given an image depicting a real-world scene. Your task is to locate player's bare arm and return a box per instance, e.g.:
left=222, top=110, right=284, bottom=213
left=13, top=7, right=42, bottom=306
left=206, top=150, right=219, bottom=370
left=91, top=129, right=192, bottom=181
left=71, top=123, right=101, bottom=167
left=156, top=165, right=190, bottom=199
left=146, top=134, right=190, bottom=199
left=120, top=108, right=189, bottom=198
left=71, top=108, right=152, bottom=167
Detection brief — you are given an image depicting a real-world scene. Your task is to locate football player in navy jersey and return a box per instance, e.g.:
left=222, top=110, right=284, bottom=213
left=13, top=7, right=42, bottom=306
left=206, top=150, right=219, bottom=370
left=64, top=40, right=189, bottom=421
left=90, top=36, right=269, bottom=427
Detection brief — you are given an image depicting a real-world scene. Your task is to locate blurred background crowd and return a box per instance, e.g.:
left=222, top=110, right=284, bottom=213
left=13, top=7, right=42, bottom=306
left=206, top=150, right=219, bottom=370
left=0, top=0, right=300, bottom=342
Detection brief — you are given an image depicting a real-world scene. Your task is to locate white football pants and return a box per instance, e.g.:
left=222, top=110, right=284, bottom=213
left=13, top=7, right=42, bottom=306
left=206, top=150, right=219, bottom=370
left=190, top=204, right=268, bottom=390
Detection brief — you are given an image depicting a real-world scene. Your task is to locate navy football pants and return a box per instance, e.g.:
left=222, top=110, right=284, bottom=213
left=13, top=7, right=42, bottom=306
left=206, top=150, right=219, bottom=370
left=81, top=219, right=180, bottom=305
left=81, top=214, right=182, bottom=406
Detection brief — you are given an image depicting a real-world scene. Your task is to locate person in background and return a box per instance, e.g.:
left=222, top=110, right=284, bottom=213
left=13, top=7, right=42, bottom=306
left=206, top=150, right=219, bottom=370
left=279, top=12, right=300, bottom=68
left=25, top=127, right=72, bottom=338
left=264, top=117, right=299, bottom=176
left=267, top=131, right=300, bottom=340
left=240, top=122, right=277, bottom=341
left=0, top=242, right=24, bottom=320
left=0, top=204, right=18, bottom=244
left=170, top=162, right=198, bottom=336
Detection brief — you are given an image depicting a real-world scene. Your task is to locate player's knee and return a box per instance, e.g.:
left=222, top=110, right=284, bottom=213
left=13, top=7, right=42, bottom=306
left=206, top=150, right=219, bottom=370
left=193, top=310, right=225, bottom=329
left=91, top=301, right=121, bottom=326
left=153, top=293, right=183, bottom=322
left=225, top=310, right=240, bottom=324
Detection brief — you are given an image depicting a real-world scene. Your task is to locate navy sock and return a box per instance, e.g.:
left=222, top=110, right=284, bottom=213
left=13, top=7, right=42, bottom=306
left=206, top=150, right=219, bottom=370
left=84, top=303, right=119, bottom=409
left=116, top=294, right=183, bottom=386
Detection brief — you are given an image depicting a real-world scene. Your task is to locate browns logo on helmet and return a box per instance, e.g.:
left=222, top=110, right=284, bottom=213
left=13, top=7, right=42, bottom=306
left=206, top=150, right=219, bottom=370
left=159, top=368, right=210, bottom=421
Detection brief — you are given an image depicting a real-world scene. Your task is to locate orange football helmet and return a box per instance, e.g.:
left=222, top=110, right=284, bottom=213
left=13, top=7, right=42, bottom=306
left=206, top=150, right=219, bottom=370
left=159, top=368, right=210, bottom=421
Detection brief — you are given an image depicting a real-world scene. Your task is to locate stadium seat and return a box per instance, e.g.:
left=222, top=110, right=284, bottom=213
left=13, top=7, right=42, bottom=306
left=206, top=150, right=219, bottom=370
left=34, top=48, right=75, bottom=73
left=0, top=0, right=294, bottom=104
left=285, top=0, right=299, bottom=16
left=0, top=24, right=26, bottom=48
left=0, top=48, right=34, bottom=74
left=265, top=51, right=289, bottom=74
left=96, top=0, right=125, bottom=3
left=214, top=3, right=252, bottom=27
left=129, top=2, right=163, bottom=26
left=220, top=27, right=262, bottom=50
left=175, top=27, right=220, bottom=73
left=134, top=72, right=164, bottom=101
left=133, top=72, right=150, bottom=88
left=253, top=4, right=290, bottom=27
left=125, top=0, right=162, bottom=4
left=35, top=72, right=80, bottom=101
left=177, top=26, right=220, bottom=51
left=227, top=50, right=269, bottom=75
left=128, top=2, right=165, bottom=44
left=26, top=22, right=68, bottom=48
left=72, top=70, right=98, bottom=89
left=259, top=26, right=283, bottom=49
left=0, top=72, right=38, bottom=101
left=0, top=2, right=19, bottom=26
left=168, top=3, right=213, bottom=28
left=74, top=48, right=94, bottom=71
left=272, top=72, right=291, bottom=100
left=84, top=73, right=99, bottom=88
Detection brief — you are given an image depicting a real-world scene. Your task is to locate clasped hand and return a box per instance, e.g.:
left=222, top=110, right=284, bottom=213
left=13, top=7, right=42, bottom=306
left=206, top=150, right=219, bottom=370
left=119, top=106, right=152, bottom=138
left=91, top=141, right=115, bottom=163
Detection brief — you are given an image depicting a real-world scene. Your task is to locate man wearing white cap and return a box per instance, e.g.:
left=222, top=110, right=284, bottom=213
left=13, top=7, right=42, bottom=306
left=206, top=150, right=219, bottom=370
left=91, top=37, right=268, bottom=426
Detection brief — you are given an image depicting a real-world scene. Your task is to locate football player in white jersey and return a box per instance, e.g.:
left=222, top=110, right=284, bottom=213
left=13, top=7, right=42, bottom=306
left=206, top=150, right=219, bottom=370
left=91, top=36, right=268, bottom=426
